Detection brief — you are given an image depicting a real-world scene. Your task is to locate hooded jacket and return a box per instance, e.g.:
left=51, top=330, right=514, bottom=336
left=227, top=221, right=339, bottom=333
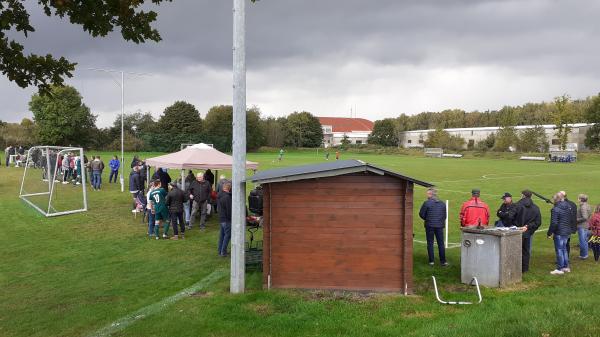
left=515, top=197, right=542, bottom=238
left=166, top=186, right=187, bottom=213
left=218, top=190, right=232, bottom=223
left=129, top=170, right=142, bottom=193
left=460, top=197, right=490, bottom=227
left=564, top=198, right=578, bottom=233
left=419, top=198, right=447, bottom=228
left=548, top=201, right=573, bottom=237
left=188, top=179, right=212, bottom=202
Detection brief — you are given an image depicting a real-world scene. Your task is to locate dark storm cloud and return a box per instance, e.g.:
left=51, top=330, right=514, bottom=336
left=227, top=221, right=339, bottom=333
left=1, top=0, right=599, bottom=123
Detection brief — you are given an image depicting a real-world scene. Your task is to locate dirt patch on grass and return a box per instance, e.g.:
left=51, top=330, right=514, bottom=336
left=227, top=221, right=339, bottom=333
left=190, top=291, right=213, bottom=298
left=244, top=303, right=274, bottom=316
left=496, top=281, right=541, bottom=292
left=300, top=290, right=386, bottom=303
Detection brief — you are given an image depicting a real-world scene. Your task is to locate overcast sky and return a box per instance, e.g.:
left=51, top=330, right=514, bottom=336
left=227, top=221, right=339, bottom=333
left=1, top=0, right=599, bottom=127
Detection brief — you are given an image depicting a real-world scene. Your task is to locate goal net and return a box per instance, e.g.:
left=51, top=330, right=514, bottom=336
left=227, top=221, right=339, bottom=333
left=424, top=148, right=443, bottom=158
left=549, top=150, right=577, bottom=163
left=19, top=146, right=88, bottom=217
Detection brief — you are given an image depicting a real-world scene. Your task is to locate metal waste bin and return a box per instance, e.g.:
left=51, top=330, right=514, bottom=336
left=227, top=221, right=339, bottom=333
left=461, top=227, right=522, bottom=288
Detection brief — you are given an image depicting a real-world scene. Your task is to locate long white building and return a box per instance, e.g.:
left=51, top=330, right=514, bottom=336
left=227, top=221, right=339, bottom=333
left=399, top=123, right=592, bottom=150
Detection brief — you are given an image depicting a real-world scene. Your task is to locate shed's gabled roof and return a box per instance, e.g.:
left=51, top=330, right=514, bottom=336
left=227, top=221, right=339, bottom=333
left=247, top=159, right=433, bottom=187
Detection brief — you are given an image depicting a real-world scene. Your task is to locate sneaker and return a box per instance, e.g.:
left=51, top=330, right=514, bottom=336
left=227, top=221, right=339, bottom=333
left=428, top=262, right=434, bottom=266
left=162, top=234, right=168, bottom=239
left=441, top=262, right=449, bottom=267
left=62, top=181, right=68, bottom=185
left=550, top=269, right=564, bottom=275
left=186, top=225, right=192, bottom=230
left=155, top=236, right=160, bottom=240
left=170, top=235, right=179, bottom=240
left=76, top=182, right=81, bottom=185
left=579, top=256, right=588, bottom=260
left=561, top=267, right=571, bottom=273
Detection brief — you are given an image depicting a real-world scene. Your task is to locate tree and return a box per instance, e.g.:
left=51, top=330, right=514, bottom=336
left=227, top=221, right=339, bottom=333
left=0, top=1, right=172, bottom=93
left=368, top=119, right=397, bottom=146
left=29, top=85, right=96, bottom=146
left=585, top=94, right=600, bottom=123
left=494, top=127, right=518, bottom=152
left=260, top=117, right=286, bottom=148
left=203, top=105, right=264, bottom=152
left=475, top=133, right=496, bottom=151
left=157, top=101, right=202, bottom=134
left=340, top=134, right=351, bottom=149
left=584, top=124, right=600, bottom=150
left=424, top=128, right=465, bottom=151
left=553, top=95, right=574, bottom=150
left=282, top=111, right=324, bottom=148
left=517, top=126, right=548, bottom=153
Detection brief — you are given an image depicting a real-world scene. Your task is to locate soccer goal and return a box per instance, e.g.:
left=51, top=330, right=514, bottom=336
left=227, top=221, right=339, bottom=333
left=549, top=150, right=577, bottom=163
left=424, top=148, right=443, bottom=158
left=19, top=146, right=88, bottom=217
left=180, top=143, right=214, bottom=150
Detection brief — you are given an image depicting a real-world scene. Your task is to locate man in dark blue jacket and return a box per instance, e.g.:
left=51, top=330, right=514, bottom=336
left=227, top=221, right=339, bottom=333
left=419, top=188, right=448, bottom=266
left=548, top=193, right=572, bottom=275
left=217, top=182, right=232, bottom=257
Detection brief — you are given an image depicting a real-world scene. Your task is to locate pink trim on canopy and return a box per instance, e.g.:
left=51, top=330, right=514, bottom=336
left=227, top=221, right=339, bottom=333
left=145, top=144, right=258, bottom=170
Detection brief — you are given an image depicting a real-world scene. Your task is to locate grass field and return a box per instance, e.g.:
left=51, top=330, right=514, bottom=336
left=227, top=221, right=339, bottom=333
left=1, top=150, right=600, bottom=337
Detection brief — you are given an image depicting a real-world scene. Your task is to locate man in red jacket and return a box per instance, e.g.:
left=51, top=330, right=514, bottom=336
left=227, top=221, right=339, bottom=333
left=460, top=189, right=490, bottom=227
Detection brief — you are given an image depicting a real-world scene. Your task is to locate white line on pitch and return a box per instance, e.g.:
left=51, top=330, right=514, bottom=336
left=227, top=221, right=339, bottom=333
left=88, top=269, right=228, bottom=337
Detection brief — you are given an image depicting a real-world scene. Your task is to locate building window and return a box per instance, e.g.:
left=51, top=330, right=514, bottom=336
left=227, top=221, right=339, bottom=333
left=408, top=139, right=412, bottom=144
left=356, top=140, right=362, bottom=145
left=418, top=139, right=424, bottom=144
left=552, top=139, right=560, bottom=145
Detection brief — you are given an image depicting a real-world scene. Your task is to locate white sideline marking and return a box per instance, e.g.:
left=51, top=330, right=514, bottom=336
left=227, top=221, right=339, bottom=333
left=88, top=269, right=228, bottom=337
left=414, top=239, right=461, bottom=249
left=434, top=172, right=564, bottom=184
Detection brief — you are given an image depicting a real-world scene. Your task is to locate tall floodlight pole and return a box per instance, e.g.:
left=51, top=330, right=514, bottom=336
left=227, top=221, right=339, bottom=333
left=231, top=0, right=246, bottom=294
left=121, top=71, right=125, bottom=193
left=87, top=68, right=151, bottom=192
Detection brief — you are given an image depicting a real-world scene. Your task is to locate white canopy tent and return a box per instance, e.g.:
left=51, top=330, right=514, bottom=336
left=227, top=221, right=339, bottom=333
left=144, top=143, right=258, bottom=188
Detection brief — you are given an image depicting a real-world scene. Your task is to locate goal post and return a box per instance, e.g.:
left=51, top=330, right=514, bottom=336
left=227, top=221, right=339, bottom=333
left=19, top=146, right=88, bottom=217
left=424, top=148, right=443, bottom=158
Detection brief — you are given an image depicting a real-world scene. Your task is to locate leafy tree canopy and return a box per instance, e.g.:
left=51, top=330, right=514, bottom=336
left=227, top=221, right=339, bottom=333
left=29, top=85, right=96, bottom=146
left=368, top=119, right=397, bottom=147
left=283, top=111, right=324, bottom=148
left=0, top=0, right=173, bottom=93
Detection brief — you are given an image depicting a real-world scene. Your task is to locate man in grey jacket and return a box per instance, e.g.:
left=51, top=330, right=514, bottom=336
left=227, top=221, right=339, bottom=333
left=576, top=194, right=591, bottom=259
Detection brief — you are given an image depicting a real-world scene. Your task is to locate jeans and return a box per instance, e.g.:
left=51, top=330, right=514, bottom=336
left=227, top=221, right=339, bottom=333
left=148, top=212, right=156, bottom=237
left=183, top=201, right=190, bottom=224
left=218, top=222, right=232, bottom=255
left=522, top=235, right=532, bottom=272
left=577, top=227, right=589, bottom=258
left=425, top=226, right=446, bottom=264
left=170, top=212, right=185, bottom=236
left=553, top=235, right=570, bottom=270
left=109, top=169, right=118, bottom=183
left=190, top=200, right=208, bottom=229
left=92, top=171, right=102, bottom=189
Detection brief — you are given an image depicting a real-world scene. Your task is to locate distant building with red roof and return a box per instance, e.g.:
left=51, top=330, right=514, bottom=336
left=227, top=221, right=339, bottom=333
left=318, top=117, right=374, bottom=147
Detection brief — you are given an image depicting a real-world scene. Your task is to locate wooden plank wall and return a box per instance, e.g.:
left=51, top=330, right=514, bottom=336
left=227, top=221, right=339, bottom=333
left=262, top=172, right=413, bottom=292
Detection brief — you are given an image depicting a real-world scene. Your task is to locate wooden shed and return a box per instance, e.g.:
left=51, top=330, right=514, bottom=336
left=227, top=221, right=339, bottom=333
left=248, top=159, right=433, bottom=293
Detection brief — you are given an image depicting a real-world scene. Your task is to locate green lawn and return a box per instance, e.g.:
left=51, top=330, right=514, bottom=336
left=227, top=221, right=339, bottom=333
left=1, top=150, right=599, bottom=337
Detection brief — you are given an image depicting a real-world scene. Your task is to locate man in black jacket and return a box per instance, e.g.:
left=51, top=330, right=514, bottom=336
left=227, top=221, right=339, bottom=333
left=217, top=182, right=232, bottom=257
left=496, top=192, right=518, bottom=227
left=560, top=191, right=577, bottom=257
left=187, top=172, right=212, bottom=230
left=166, top=182, right=187, bottom=240
left=419, top=188, right=448, bottom=266
left=129, top=166, right=142, bottom=210
left=515, top=190, right=542, bottom=272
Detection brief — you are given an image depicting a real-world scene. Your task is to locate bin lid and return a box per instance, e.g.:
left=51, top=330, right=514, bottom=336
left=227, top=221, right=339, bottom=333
left=461, top=227, right=523, bottom=237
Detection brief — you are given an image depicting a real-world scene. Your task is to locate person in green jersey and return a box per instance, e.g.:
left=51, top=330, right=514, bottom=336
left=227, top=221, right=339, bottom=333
left=149, top=180, right=170, bottom=239
left=278, top=148, right=284, bottom=162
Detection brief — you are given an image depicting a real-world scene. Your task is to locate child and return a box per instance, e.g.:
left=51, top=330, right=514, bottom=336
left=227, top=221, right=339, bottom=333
left=146, top=183, right=156, bottom=239
left=149, top=180, right=170, bottom=239
left=588, top=204, right=600, bottom=262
